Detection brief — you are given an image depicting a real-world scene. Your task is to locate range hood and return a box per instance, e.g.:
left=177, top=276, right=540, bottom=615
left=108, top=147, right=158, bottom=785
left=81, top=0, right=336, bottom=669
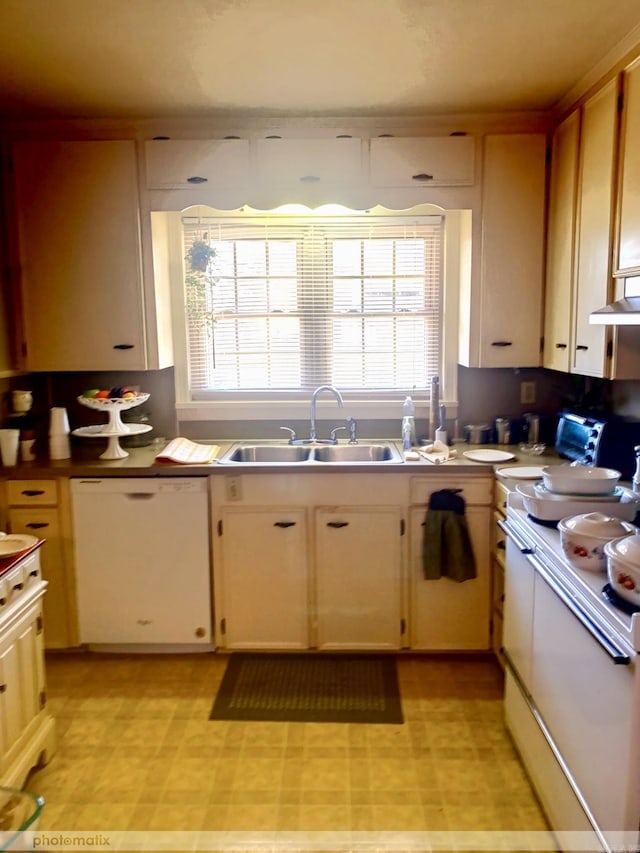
left=590, top=277, right=640, bottom=325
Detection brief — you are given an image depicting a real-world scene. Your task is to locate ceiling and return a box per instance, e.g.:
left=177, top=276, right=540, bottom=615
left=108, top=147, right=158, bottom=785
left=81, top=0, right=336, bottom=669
left=2, top=0, right=640, bottom=120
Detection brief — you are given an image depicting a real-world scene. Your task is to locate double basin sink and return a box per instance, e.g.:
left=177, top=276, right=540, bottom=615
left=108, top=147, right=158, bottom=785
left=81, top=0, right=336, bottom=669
left=219, top=441, right=404, bottom=465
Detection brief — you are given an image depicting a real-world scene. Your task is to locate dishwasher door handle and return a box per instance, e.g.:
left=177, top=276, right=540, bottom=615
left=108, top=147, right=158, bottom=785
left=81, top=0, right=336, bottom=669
left=124, top=493, right=156, bottom=500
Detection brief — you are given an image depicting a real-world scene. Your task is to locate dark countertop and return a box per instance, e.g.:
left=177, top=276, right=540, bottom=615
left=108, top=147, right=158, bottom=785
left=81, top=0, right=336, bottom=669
left=0, top=440, right=564, bottom=478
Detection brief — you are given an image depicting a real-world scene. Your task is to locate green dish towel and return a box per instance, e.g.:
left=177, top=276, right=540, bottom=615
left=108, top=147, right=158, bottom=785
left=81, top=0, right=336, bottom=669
left=422, top=489, right=477, bottom=582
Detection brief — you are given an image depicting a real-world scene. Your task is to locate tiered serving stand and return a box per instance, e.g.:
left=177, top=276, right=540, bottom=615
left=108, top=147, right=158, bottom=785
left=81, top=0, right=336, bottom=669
left=73, top=393, right=152, bottom=459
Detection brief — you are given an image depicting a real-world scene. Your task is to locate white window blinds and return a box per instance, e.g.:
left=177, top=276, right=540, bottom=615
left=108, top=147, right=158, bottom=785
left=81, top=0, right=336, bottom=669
left=183, top=212, right=443, bottom=396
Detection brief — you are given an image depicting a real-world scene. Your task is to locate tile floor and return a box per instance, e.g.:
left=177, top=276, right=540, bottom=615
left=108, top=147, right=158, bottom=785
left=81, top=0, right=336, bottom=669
left=25, top=652, right=551, bottom=843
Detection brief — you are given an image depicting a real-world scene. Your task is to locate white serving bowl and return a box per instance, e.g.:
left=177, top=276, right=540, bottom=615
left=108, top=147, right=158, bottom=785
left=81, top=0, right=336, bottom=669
left=515, top=482, right=640, bottom=524
left=541, top=465, right=621, bottom=496
left=605, top=536, right=640, bottom=604
left=558, top=513, right=637, bottom=573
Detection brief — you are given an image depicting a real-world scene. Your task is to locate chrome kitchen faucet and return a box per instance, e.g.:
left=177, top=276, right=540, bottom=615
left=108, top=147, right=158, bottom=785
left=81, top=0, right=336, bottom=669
left=280, top=385, right=345, bottom=444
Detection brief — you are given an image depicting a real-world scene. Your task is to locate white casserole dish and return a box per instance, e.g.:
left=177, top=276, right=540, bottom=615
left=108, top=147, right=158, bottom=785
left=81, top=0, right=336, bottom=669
left=515, top=482, right=640, bottom=524
left=558, top=513, right=637, bottom=572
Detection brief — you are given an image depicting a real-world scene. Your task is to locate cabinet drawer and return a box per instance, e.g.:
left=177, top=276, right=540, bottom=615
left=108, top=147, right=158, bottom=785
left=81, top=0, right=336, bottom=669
left=410, top=475, right=492, bottom=506
left=494, top=479, right=509, bottom=514
left=1, top=564, right=25, bottom=608
left=369, top=136, right=475, bottom=187
left=493, top=510, right=507, bottom=571
left=7, top=481, right=58, bottom=506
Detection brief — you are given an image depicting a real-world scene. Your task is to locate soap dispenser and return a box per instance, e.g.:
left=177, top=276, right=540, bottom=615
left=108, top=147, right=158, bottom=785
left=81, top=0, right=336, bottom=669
left=402, top=396, right=416, bottom=447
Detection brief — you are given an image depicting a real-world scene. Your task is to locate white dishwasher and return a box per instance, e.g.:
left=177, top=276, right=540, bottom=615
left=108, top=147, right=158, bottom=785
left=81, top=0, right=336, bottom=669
left=71, top=477, right=213, bottom=650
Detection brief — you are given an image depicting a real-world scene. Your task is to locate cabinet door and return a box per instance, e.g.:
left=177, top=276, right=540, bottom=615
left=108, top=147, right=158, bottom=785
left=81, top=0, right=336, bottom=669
left=218, top=508, right=309, bottom=649
left=255, top=138, right=363, bottom=185
left=478, top=134, right=546, bottom=367
left=145, top=139, right=250, bottom=188
left=369, top=137, right=475, bottom=186
left=314, top=507, right=402, bottom=650
left=572, top=79, right=618, bottom=378
left=9, top=509, right=71, bottom=650
left=0, top=601, right=45, bottom=771
left=617, top=56, right=640, bottom=275
left=12, top=140, right=146, bottom=370
left=409, top=505, right=491, bottom=650
left=543, top=112, right=579, bottom=373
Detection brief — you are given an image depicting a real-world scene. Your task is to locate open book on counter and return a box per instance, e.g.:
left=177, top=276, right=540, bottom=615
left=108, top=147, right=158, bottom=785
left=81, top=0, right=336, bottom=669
left=155, top=437, right=220, bottom=465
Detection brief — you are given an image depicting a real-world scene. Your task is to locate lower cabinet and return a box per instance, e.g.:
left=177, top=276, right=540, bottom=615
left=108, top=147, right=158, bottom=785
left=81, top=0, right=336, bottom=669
left=211, top=471, right=493, bottom=652
left=315, top=507, right=403, bottom=650
left=408, top=475, right=492, bottom=650
left=0, top=550, right=56, bottom=787
left=6, top=479, right=77, bottom=649
left=211, top=474, right=407, bottom=651
left=217, top=507, right=309, bottom=650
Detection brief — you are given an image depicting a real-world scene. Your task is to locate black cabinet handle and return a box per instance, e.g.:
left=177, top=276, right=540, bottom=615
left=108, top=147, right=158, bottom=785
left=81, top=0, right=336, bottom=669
left=26, top=522, right=49, bottom=529
left=411, top=173, right=434, bottom=181
left=497, top=541, right=506, bottom=550
left=327, top=521, right=349, bottom=528
left=113, top=344, right=134, bottom=350
left=491, top=341, right=513, bottom=347
left=13, top=582, right=23, bottom=591
left=29, top=569, right=39, bottom=577
left=0, top=684, right=6, bottom=693
left=273, top=521, right=296, bottom=528
left=187, top=176, right=208, bottom=184
left=555, top=343, right=568, bottom=349
left=0, top=597, right=6, bottom=606
left=576, top=344, right=589, bottom=351
left=21, top=490, right=45, bottom=497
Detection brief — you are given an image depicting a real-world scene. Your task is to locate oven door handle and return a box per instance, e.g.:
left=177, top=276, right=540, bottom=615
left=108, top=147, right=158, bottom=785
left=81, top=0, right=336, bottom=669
left=527, top=552, right=632, bottom=665
left=498, top=518, right=535, bottom=554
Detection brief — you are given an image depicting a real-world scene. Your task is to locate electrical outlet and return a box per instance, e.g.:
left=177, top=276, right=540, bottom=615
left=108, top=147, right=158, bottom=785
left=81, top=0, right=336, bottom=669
left=520, top=381, right=536, bottom=405
left=225, top=476, right=242, bottom=502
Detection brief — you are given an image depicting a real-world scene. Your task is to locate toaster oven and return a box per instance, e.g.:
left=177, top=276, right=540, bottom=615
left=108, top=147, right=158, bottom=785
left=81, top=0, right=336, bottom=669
left=555, top=411, right=640, bottom=479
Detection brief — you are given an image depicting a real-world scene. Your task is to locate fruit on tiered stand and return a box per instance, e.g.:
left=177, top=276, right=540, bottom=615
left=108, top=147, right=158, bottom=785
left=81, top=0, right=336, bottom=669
left=74, top=389, right=152, bottom=459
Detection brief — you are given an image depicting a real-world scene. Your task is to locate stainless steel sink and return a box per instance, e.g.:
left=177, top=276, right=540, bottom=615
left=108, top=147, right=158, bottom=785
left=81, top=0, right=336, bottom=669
left=313, top=444, right=402, bottom=463
left=218, top=441, right=403, bottom=465
left=222, top=445, right=312, bottom=463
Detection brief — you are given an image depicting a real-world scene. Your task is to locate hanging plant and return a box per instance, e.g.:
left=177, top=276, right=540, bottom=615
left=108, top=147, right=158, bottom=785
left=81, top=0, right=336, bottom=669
left=186, top=239, right=216, bottom=272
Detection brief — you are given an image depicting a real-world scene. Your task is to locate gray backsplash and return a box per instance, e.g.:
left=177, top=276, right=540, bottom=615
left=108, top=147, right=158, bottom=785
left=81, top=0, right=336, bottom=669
left=3, top=364, right=637, bottom=455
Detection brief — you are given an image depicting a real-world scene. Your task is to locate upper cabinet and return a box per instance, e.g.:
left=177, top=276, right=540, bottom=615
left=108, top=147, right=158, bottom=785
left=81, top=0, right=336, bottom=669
left=12, top=140, right=173, bottom=371
left=542, top=112, right=579, bottom=373
left=543, top=71, right=640, bottom=380
left=369, top=136, right=475, bottom=187
left=145, top=139, right=250, bottom=189
left=571, top=79, right=619, bottom=377
left=616, top=56, right=640, bottom=276
left=254, top=137, right=363, bottom=186
left=459, top=134, right=546, bottom=368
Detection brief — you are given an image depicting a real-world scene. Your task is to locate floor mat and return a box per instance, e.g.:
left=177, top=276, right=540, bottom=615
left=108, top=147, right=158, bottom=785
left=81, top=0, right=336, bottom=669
left=210, top=653, right=403, bottom=724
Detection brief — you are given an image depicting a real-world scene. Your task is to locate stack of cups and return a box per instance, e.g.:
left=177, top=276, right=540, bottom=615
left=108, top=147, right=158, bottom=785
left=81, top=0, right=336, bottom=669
left=0, top=429, right=20, bottom=466
left=49, top=407, right=71, bottom=460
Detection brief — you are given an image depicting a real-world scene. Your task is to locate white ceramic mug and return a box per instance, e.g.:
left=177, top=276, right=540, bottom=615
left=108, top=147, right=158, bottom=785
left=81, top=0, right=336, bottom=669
left=12, top=390, right=32, bottom=413
left=0, top=429, right=20, bottom=466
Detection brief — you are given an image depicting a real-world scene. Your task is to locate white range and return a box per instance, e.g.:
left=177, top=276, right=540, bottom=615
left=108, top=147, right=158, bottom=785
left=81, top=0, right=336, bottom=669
left=502, top=493, right=640, bottom=853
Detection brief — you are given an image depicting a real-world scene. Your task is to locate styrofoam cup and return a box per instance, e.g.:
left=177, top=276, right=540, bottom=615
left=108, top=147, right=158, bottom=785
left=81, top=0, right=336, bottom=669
left=49, top=434, right=71, bottom=460
left=0, top=429, right=20, bottom=466
left=49, top=407, right=70, bottom=435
